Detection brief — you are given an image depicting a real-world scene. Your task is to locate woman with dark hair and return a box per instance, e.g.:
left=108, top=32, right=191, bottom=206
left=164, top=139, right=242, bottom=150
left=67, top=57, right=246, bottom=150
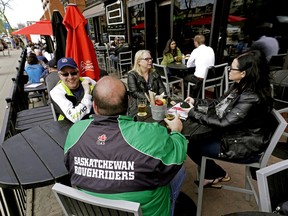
left=185, top=50, right=273, bottom=187
left=161, top=39, right=182, bottom=66
left=24, top=53, right=45, bottom=83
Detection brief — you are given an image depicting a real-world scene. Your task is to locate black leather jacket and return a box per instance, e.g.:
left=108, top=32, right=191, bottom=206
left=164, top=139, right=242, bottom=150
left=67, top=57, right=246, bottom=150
left=127, top=70, right=167, bottom=114
left=188, top=87, right=273, bottom=159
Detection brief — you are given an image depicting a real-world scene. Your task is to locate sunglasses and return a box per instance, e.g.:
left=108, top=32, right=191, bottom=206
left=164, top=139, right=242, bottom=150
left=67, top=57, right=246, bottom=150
left=59, top=71, right=78, bottom=77
left=227, top=66, right=241, bottom=72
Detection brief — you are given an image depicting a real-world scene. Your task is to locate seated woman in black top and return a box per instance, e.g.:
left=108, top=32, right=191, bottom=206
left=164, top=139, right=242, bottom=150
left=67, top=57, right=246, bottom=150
left=185, top=50, right=273, bottom=187
left=127, top=50, right=167, bottom=115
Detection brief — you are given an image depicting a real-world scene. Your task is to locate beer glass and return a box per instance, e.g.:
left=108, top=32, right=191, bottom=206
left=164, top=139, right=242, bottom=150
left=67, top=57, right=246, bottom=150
left=137, top=98, right=147, bottom=116
left=166, top=109, right=176, bottom=128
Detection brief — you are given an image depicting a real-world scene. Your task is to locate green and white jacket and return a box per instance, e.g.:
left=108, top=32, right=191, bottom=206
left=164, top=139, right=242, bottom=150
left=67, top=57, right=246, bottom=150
left=50, top=77, right=96, bottom=123
left=64, top=115, right=187, bottom=216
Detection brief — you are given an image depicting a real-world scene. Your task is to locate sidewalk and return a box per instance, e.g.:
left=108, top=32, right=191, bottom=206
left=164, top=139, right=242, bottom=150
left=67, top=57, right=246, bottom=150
left=0, top=48, right=22, bottom=133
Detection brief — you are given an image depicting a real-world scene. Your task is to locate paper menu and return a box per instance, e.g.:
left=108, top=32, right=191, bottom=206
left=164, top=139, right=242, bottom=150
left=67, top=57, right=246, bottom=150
left=167, top=102, right=193, bottom=120
left=25, top=83, right=43, bottom=88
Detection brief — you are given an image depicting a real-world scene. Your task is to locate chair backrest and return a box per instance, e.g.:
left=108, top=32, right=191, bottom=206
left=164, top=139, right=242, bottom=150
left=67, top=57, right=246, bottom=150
left=257, top=159, right=288, bottom=212
left=269, top=53, right=287, bottom=71
left=153, top=63, right=169, bottom=81
left=156, top=57, right=163, bottom=64
left=152, top=63, right=170, bottom=92
left=45, top=72, right=60, bottom=121
left=96, top=51, right=106, bottom=71
left=52, top=183, right=142, bottom=216
left=118, top=51, right=133, bottom=78
left=118, top=51, right=133, bottom=66
left=258, top=109, right=287, bottom=168
left=45, top=72, right=60, bottom=93
left=201, top=63, right=228, bottom=99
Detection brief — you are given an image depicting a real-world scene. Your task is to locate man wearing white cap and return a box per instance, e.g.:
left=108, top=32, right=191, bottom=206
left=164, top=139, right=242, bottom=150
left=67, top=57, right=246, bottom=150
left=50, top=57, right=96, bottom=123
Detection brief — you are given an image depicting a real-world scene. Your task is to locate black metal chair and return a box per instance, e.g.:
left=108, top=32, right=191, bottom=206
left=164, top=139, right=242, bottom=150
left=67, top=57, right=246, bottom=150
left=187, top=63, right=228, bottom=99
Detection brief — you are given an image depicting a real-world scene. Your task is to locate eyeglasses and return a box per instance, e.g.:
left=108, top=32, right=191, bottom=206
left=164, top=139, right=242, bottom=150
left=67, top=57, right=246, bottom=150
left=140, top=57, right=153, bottom=62
left=58, top=71, right=78, bottom=77
left=227, top=66, right=241, bottom=72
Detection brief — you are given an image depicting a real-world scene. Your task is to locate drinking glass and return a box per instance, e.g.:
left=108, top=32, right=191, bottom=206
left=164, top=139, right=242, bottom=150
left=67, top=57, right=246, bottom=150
left=137, top=98, right=147, bottom=116
left=166, top=109, right=177, bottom=128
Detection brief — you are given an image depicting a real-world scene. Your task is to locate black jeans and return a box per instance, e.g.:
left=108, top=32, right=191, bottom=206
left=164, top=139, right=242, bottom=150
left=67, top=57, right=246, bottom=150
left=187, top=137, right=226, bottom=180
left=183, top=74, right=203, bottom=98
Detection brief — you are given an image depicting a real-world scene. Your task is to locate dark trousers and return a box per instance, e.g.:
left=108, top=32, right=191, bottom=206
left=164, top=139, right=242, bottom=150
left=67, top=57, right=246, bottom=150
left=187, top=138, right=226, bottom=180
left=184, top=74, right=203, bottom=98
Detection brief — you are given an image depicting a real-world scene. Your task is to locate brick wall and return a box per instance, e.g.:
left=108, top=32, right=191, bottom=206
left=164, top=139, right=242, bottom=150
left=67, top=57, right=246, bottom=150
left=41, top=0, right=86, bottom=21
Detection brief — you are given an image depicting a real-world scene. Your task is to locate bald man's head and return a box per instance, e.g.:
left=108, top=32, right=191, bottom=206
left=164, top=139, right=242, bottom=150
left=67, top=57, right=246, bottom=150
left=93, top=76, right=128, bottom=116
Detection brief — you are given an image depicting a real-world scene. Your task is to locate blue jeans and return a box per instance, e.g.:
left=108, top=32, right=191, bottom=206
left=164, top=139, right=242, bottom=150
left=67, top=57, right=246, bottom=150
left=109, top=54, right=118, bottom=68
left=170, top=166, right=185, bottom=216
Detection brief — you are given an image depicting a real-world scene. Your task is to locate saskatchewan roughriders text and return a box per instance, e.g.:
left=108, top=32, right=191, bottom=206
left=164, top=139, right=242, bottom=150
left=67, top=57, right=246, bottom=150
left=74, top=157, right=135, bottom=180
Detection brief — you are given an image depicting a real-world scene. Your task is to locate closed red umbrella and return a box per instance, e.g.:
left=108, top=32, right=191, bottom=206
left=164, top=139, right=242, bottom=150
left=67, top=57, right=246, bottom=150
left=12, top=20, right=52, bottom=35
left=63, top=4, right=100, bottom=80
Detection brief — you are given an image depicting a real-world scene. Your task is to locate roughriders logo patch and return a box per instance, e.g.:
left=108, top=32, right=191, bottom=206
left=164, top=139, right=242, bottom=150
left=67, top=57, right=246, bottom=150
left=80, top=60, right=94, bottom=75
left=97, top=134, right=107, bottom=145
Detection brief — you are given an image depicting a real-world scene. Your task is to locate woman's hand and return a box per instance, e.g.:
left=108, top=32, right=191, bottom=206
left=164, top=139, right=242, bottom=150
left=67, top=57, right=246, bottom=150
left=185, top=97, right=195, bottom=105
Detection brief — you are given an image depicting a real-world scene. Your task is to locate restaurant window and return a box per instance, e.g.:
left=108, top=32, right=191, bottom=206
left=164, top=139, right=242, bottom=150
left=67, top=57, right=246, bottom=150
left=87, top=18, right=95, bottom=41
left=129, top=3, right=145, bottom=54
left=87, top=15, right=107, bottom=45
left=106, top=1, right=126, bottom=44
left=173, top=0, right=214, bottom=55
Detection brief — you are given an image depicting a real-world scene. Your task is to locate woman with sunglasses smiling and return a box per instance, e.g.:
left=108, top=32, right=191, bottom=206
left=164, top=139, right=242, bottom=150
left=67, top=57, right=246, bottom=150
left=185, top=50, right=273, bottom=188
left=50, top=57, right=96, bottom=123
left=127, top=50, right=167, bottom=115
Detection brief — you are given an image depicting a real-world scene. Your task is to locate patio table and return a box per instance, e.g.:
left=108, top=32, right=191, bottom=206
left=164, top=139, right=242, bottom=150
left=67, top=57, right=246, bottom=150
left=24, top=82, right=48, bottom=105
left=0, top=119, right=72, bottom=189
left=15, top=105, right=55, bottom=132
left=167, top=63, right=193, bottom=78
left=135, top=105, right=212, bottom=139
left=0, top=119, right=72, bottom=215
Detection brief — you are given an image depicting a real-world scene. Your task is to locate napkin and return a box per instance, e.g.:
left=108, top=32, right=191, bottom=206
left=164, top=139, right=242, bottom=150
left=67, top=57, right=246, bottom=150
left=167, top=102, right=193, bottom=120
